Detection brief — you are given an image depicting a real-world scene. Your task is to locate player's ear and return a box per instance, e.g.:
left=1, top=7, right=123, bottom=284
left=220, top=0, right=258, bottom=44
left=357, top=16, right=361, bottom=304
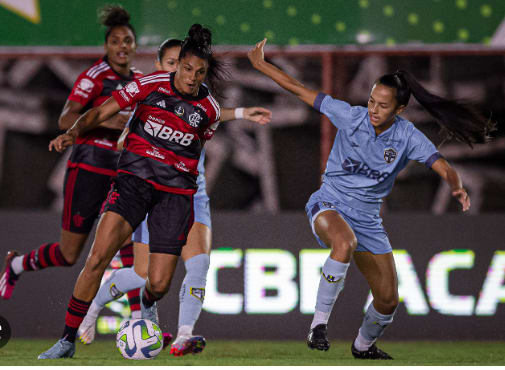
left=155, top=60, right=162, bottom=71
left=395, top=104, right=406, bottom=115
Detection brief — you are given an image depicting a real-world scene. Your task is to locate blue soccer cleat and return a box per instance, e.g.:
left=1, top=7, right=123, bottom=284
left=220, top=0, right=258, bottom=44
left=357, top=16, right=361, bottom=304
left=38, top=338, right=75, bottom=359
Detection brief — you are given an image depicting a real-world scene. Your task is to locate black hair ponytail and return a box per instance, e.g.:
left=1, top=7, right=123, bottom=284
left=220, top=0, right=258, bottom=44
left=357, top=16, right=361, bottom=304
left=157, top=38, right=182, bottom=61
left=377, top=70, right=495, bottom=147
left=180, top=24, right=228, bottom=97
left=98, top=4, right=136, bottom=42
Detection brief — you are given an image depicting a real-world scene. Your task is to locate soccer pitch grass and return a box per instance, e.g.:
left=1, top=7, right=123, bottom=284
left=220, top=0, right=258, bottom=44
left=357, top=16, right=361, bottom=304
left=1, top=339, right=504, bottom=366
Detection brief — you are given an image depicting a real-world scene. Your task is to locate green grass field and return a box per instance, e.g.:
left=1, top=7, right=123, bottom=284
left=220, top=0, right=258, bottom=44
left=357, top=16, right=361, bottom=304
left=1, top=339, right=504, bottom=366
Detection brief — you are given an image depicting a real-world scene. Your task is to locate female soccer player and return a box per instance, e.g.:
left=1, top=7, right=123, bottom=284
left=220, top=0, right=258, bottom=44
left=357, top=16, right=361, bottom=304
left=248, top=38, right=492, bottom=360
left=0, top=5, right=140, bottom=313
left=77, top=38, right=271, bottom=357
left=38, top=24, right=224, bottom=359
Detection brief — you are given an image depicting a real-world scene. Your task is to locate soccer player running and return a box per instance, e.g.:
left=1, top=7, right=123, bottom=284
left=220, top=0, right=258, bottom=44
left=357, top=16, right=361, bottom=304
left=38, top=23, right=224, bottom=359
left=77, top=38, right=271, bottom=356
left=0, top=5, right=141, bottom=313
left=248, top=39, right=493, bottom=359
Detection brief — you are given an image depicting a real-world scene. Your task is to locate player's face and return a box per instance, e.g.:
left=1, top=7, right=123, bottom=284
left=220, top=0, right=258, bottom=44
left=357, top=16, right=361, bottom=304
left=155, top=46, right=181, bottom=73
left=367, top=83, right=404, bottom=133
left=174, top=53, right=208, bottom=96
left=105, top=26, right=137, bottom=68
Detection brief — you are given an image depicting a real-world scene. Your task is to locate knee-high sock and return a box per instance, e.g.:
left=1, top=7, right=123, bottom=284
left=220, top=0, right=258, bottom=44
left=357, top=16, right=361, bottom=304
left=177, top=254, right=210, bottom=337
left=311, top=257, right=349, bottom=329
left=87, top=267, right=146, bottom=319
left=354, top=302, right=396, bottom=351
left=63, top=295, right=91, bottom=343
left=12, top=243, right=71, bottom=275
left=118, top=244, right=141, bottom=318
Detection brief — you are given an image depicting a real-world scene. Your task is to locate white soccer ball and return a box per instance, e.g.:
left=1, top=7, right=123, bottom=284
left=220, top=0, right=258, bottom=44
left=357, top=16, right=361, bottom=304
left=116, top=319, right=163, bottom=360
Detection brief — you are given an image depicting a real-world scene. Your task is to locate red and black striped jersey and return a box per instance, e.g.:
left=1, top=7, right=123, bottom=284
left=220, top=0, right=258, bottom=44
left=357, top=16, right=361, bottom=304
left=66, top=57, right=143, bottom=176
left=112, top=71, right=221, bottom=194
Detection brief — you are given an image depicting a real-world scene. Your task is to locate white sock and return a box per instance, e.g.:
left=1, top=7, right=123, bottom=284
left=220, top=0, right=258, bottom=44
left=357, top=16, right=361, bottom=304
left=176, top=325, right=193, bottom=339
left=310, top=310, right=331, bottom=329
left=353, top=331, right=375, bottom=351
left=85, top=301, right=102, bottom=320
left=11, top=256, right=24, bottom=275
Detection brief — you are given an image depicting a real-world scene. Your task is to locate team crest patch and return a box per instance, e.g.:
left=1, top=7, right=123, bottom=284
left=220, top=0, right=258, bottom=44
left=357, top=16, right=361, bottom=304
left=110, top=283, right=123, bottom=300
left=190, top=287, right=205, bottom=302
left=174, top=105, right=185, bottom=116
left=188, top=112, right=202, bottom=127
left=384, top=148, right=397, bottom=164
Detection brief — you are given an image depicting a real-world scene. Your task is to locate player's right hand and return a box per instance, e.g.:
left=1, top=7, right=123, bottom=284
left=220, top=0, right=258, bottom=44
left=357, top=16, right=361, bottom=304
left=248, top=38, right=267, bottom=68
left=49, top=132, right=76, bottom=152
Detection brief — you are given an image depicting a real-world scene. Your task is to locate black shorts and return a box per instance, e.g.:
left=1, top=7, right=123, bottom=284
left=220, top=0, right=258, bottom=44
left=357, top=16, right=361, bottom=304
left=62, top=167, right=114, bottom=233
left=103, top=173, right=194, bottom=255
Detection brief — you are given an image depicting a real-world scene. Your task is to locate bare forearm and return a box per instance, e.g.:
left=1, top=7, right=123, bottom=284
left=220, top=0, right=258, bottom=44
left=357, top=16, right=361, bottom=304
left=67, top=108, right=101, bottom=137
left=444, top=166, right=463, bottom=191
left=220, top=108, right=235, bottom=122
left=58, top=111, right=81, bottom=131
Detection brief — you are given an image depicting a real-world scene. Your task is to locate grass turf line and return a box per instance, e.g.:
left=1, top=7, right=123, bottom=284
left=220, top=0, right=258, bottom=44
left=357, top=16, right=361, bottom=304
left=1, top=339, right=504, bottom=366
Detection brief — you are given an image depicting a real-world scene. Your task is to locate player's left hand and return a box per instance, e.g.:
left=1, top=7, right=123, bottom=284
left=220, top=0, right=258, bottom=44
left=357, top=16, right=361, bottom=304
left=452, top=188, right=470, bottom=212
left=244, top=107, right=272, bottom=125
left=49, top=132, right=76, bottom=153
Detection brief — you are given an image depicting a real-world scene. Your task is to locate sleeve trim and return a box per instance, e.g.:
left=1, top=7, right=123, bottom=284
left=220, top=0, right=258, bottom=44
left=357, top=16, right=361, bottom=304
left=425, top=152, right=443, bottom=168
left=313, top=93, right=327, bottom=112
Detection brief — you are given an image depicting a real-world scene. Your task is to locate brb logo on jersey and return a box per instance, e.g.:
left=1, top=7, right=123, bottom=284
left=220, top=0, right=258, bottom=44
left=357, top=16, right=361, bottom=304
left=144, top=116, right=194, bottom=146
left=384, top=148, right=397, bottom=164
left=342, top=157, right=390, bottom=183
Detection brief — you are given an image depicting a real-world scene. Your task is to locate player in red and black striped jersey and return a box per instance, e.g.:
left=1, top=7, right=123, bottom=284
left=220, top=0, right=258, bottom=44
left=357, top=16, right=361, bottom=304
left=0, top=6, right=140, bottom=310
left=38, top=24, right=226, bottom=359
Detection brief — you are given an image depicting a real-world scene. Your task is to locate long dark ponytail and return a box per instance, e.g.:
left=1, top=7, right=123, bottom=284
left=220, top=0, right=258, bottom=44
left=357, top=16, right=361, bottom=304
left=376, top=70, right=495, bottom=147
left=180, top=24, right=228, bottom=97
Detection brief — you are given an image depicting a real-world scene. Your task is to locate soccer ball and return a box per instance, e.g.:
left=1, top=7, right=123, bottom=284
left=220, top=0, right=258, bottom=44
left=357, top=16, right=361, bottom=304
left=116, top=319, right=163, bottom=360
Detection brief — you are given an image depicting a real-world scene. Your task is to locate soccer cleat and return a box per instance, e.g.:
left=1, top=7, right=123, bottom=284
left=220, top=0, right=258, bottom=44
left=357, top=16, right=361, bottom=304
left=38, top=338, right=75, bottom=359
left=351, top=342, right=393, bottom=360
left=77, top=314, right=97, bottom=344
left=162, top=332, right=173, bottom=350
left=0, top=251, right=20, bottom=300
left=169, top=335, right=206, bottom=357
left=140, top=288, right=159, bottom=325
left=307, top=324, right=330, bottom=351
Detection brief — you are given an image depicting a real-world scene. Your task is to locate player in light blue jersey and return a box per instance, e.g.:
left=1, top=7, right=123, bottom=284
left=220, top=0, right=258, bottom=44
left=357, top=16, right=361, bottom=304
left=77, top=38, right=271, bottom=357
left=249, top=39, right=493, bottom=360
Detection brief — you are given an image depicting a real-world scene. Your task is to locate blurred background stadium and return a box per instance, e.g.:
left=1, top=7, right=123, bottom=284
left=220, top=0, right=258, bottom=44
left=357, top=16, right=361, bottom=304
left=0, top=0, right=504, bottom=345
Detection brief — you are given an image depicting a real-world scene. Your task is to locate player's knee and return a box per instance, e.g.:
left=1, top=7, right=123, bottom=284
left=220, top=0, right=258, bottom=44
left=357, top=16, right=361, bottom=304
left=330, top=235, right=357, bottom=255
left=85, top=250, right=110, bottom=275
left=148, top=276, right=172, bottom=297
left=375, top=295, right=399, bottom=314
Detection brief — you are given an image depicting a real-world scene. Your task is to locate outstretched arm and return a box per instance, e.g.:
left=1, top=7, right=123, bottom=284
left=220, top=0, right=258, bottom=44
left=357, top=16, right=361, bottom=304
left=248, top=39, right=319, bottom=107
left=220, top=107, right=272, bottom=125
left=49, top=97, right=121, bottom=152
left=431, top=158, right=470, bottom=212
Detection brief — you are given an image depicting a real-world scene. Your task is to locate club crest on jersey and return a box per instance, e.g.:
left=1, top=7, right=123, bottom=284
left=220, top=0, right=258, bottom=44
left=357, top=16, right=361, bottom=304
left=188, top=112, right=202, bottom=127
left=77, top=78, right=94, bottom=93
left=174, top=105, right=185, bottom=117
left=125, top=81, right=139, bottom=97
left=384, top=148, right=397, bottom=164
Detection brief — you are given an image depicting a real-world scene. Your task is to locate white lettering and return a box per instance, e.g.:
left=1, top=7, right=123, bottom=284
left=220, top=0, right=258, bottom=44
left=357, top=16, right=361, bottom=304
left=475, top=251, right=505, bottom=316
left=299, top=250, right=328, bottom=314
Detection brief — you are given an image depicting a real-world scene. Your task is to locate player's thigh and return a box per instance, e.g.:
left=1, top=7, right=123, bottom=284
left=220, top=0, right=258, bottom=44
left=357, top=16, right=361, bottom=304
left=314, top=210, right=357, bottom=261
left=133, top=242, right=149, bottom=279
left=353, top=251, right=398, bottom=313
left=181, top=222, right=211, bottom=261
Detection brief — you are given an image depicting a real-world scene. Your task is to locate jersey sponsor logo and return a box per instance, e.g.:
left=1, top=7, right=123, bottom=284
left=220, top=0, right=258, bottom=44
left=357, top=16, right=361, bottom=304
left=125, top=81, right=140, bottom=97
left=77, top=78, right=94, bottom=93
left=190, top=287, right=205, bottom=302
left=175, top=161, right=189, bottom=172
left=384, top=148, right=397, bottom=164
left=158, top=86, right=171, bottom=94
left=119, top=90, right=130, bottom=102
left=156, top=100, right=166, bottom=108
left=342, top=157, right=390, bottom=183
left=174, top=105, right=184, bottom=117
left=188, top=112, right=202, bottom=127
left=196, top=103, right=207, bottom=112
left=321, top=201, right=337, bottom=209
left=146, top=146, right=165, bottom=160
left=143, top=119, right=195, bottom=146
left=94, top=139, right=113, bottom=147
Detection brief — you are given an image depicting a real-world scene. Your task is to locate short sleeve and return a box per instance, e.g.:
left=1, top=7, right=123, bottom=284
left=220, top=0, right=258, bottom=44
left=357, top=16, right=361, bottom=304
left=314, top=93, right=362, bottom=130
left=112, top=80, right=149, bottom=110
left=67, top=72, right=101, bottom=107
left=407, top=128, right=442, bottom=167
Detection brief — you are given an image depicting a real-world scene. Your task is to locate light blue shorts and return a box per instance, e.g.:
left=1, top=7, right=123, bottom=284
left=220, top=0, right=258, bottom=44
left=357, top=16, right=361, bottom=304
left=132, top=191, right=211, bottom=245
left=305, top=197, right=392, bottom=255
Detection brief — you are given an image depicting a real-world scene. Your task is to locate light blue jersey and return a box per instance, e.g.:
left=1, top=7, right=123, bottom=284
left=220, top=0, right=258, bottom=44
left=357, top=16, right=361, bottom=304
left=306, top=93, right=442, bottom=254
left=133, top=148, right=211, bottom=245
